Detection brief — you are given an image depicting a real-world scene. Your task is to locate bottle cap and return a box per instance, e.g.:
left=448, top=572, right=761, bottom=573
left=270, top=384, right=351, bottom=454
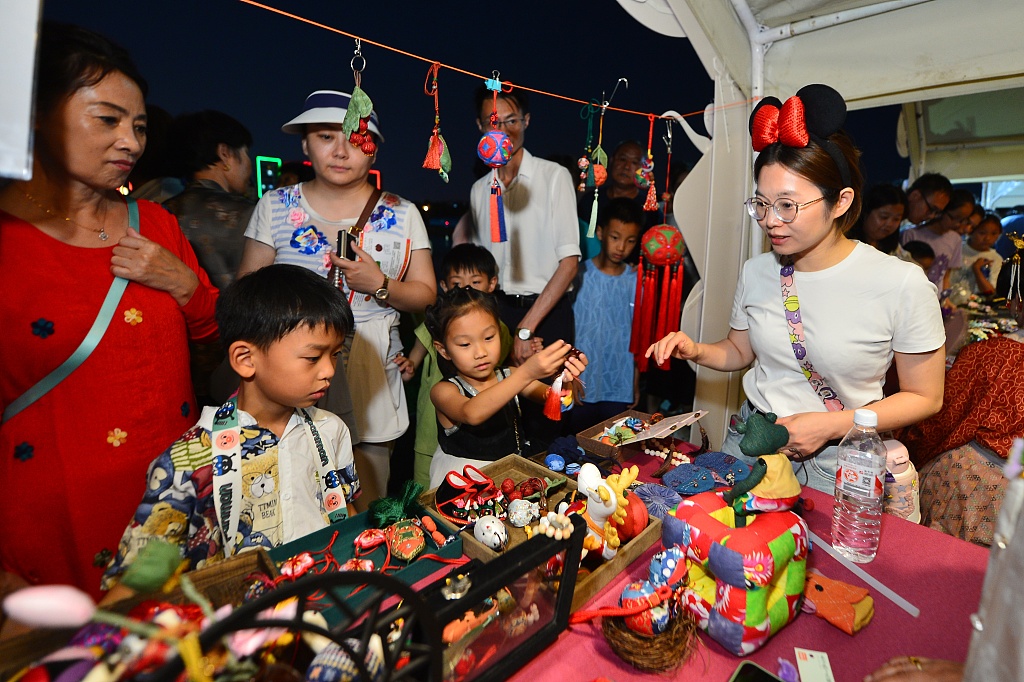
left=853, top=408, right=878, bottom=427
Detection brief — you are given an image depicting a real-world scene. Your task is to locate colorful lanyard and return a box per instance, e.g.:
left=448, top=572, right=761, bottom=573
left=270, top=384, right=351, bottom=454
left=779, top=261, right=845, bottom=412
left=210, top=396, right=347, bottom=556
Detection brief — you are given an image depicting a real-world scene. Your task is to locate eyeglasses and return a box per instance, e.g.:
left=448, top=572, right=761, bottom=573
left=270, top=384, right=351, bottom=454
left=943, top=209, right=972, bottom=226
left=920, top=194, right=944, bottom=219
left=744, top=196, right=826, bottom=223
left=492, top=116, right=525, bottom=130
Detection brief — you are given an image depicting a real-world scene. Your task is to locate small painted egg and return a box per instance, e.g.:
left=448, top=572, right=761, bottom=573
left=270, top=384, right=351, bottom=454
left=473, top=514, right=508, bottom=551
left=566, top=462, right=581, bottom=476
left=544, top=454, right=566, bottom=472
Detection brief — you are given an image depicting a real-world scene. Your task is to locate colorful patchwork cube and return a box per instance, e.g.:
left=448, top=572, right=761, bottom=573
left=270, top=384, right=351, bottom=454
left=662, top=491, right=808, bottom=655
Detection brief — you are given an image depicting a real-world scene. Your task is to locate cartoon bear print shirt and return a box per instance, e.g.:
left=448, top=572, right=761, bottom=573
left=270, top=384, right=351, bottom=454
left=101, top=403, right=358, bottom=591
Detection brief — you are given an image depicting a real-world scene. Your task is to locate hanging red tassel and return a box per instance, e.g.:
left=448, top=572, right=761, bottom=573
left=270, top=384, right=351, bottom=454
left=670, top=263, right=685, bottom=332
left=543, top=374, right=564, bottom=421
left=637, top=265, right=658, bottom=372
left=655, top=267, right=672, bottom=346
left=423, top=131, right=442, bottom=170
left=644, top=181, right=658, bottom=211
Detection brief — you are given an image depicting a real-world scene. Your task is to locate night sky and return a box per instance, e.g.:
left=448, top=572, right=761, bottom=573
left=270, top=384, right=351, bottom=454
left=41, top=0, right=908, bottom=203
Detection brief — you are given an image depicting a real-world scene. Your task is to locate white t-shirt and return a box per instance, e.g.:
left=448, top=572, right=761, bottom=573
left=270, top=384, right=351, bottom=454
left=467, top=149, right=581, bottom=295
left=730, top=242, right=945, bottom=417
left=244, top=184, right=430, bottom=327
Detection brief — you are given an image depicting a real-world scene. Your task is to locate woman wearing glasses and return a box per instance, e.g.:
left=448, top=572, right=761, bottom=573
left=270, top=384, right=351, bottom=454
left=647, top=84, right=945, bottom=493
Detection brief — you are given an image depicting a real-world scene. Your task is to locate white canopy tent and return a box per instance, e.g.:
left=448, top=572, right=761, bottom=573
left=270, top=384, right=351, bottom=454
left=617, top=0, right=1024, bottom=443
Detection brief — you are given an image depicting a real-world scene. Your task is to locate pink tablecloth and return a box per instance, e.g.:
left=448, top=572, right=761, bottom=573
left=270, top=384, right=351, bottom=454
left=511, top=454, right=989, bottom=682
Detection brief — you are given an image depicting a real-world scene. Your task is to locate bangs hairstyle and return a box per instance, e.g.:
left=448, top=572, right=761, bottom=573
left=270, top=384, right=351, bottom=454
left=424, top=286, right=501, bottom=377
left=37, top=22, right=148, bottom=117
left=439, top=243, right=498, bottom=282
left=754, top=129, right=864, bottom=233
left=217, top=264, right=354, bottom=350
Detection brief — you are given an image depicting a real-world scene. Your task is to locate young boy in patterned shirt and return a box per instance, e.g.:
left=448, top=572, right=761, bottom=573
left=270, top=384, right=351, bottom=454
left=102, top=264, right=359, bottom=598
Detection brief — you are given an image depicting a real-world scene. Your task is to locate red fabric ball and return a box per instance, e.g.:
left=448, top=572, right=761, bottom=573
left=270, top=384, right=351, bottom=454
left=612, top=492, right=650, bottom=543
left=640, top=225, right=684, bottom=266
left=501, top=478, right=516, bottom=496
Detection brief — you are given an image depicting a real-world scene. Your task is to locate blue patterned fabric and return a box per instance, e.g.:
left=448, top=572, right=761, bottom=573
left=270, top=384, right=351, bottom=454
left=572, top=259, right=637, bottom=404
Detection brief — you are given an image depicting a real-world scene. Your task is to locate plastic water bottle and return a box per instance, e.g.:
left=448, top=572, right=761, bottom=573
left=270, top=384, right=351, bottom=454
left=831, top=409, right=887, bottom=563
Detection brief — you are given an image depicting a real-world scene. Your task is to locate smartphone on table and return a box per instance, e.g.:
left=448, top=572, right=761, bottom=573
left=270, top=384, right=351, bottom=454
left=728, top=661, right=785, bottom=682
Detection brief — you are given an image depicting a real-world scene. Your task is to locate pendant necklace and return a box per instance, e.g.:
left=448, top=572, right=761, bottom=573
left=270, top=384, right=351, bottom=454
left=20, top=188, right=111, bottom=241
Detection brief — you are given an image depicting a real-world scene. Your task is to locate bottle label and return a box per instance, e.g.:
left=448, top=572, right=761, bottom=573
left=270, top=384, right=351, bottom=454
left=836, top=460, right=884, bottom=499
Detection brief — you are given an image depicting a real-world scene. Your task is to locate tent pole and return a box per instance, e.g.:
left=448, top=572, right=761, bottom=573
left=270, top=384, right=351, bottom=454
left=752, top=0, right=933, bottom=44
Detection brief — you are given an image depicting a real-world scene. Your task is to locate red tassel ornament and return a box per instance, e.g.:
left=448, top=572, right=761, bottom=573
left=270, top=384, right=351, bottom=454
left=630, top=225, right=686, bottom=371
left=543, top=376, right=563, bottom=421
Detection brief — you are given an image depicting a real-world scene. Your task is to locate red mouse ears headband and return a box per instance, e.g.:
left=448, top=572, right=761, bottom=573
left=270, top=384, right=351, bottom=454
left=749, top=83, right=853, bottom=187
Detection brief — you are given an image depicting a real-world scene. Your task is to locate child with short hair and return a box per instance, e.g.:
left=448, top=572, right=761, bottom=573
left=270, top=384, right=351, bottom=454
left=426, top=287, right=586, bottom=488
left=102, top=264, right=359, bottom=596
left=953, top=213, right=1003, bottom=295
left=897, top=240, right=937, bottom=273
left=395, top=245, right=515, bottom=489
left=571, top=198, right=641, bottom=427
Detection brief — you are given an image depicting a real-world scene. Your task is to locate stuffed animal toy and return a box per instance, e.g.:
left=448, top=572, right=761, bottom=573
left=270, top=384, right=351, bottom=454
left=724, top=412, right=801, bottom=520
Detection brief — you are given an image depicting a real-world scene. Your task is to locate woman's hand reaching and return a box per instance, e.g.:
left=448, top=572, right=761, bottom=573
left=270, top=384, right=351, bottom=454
left=646, top=331, right=699, bottom=366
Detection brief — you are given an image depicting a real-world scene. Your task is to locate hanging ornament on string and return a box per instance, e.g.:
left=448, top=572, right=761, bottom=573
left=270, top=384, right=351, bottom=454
left=586, top=99, right=612, bottom=239
left=636, top=114, right=659, bottom=212
left=630, top=225, right=686, bottom=372
left=577, top=101, right=605, bottom=239
left=661, top=118, right=674, bottom=212
left=585, top=79, right=626, bottom=238
left=422, top=62, right=451, bottom=183
left=1006, top=233, right=1024, bottom=326
left=477, top=72, right=514, bottom=243
left=343, top=39, right=377, bottom=156
left=576, top=102, right=597, bottom=194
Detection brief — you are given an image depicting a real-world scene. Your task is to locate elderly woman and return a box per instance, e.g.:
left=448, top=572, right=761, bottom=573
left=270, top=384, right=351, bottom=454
left=0, top=23, right=218, bottom=600
left=238, top=90, right=436, bottom=508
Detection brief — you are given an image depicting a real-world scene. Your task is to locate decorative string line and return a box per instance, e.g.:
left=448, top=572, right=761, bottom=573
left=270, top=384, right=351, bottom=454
left=238, top=0, right=755, bottom=123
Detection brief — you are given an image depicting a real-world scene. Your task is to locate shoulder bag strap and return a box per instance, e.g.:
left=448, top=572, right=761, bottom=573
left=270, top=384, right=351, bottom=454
left=348, top=187, right=383, bottom=240
left=2, top=198, right=138, bottom=423
left=779, top=259, right=845, bottom=412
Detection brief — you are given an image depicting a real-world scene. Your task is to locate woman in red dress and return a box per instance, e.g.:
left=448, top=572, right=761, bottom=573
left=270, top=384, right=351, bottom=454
left=0, top=23, right=218, bottom=606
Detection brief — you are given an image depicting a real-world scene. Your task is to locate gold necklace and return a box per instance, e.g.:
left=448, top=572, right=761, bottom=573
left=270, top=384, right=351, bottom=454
left=20, top=188, right=111, bottom=241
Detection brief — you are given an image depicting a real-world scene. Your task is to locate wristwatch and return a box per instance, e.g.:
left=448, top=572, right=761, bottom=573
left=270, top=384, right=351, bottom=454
left=516, top=327, right=533, bottom=341
left=374, top=275, right=390, bottom=301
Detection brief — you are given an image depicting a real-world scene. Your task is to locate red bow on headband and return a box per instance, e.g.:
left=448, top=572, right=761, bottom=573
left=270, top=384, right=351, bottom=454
left=751, top=96, right=809, bottom=152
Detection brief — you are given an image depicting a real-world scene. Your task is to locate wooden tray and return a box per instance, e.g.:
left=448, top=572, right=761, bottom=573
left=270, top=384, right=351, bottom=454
left=576, top=409, right=655, bottom=461
left=419, top=454, right=577, bottom=560
left=420, top=455, right=662, bottom=612
left=576, top=409, right=707, bottom=462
